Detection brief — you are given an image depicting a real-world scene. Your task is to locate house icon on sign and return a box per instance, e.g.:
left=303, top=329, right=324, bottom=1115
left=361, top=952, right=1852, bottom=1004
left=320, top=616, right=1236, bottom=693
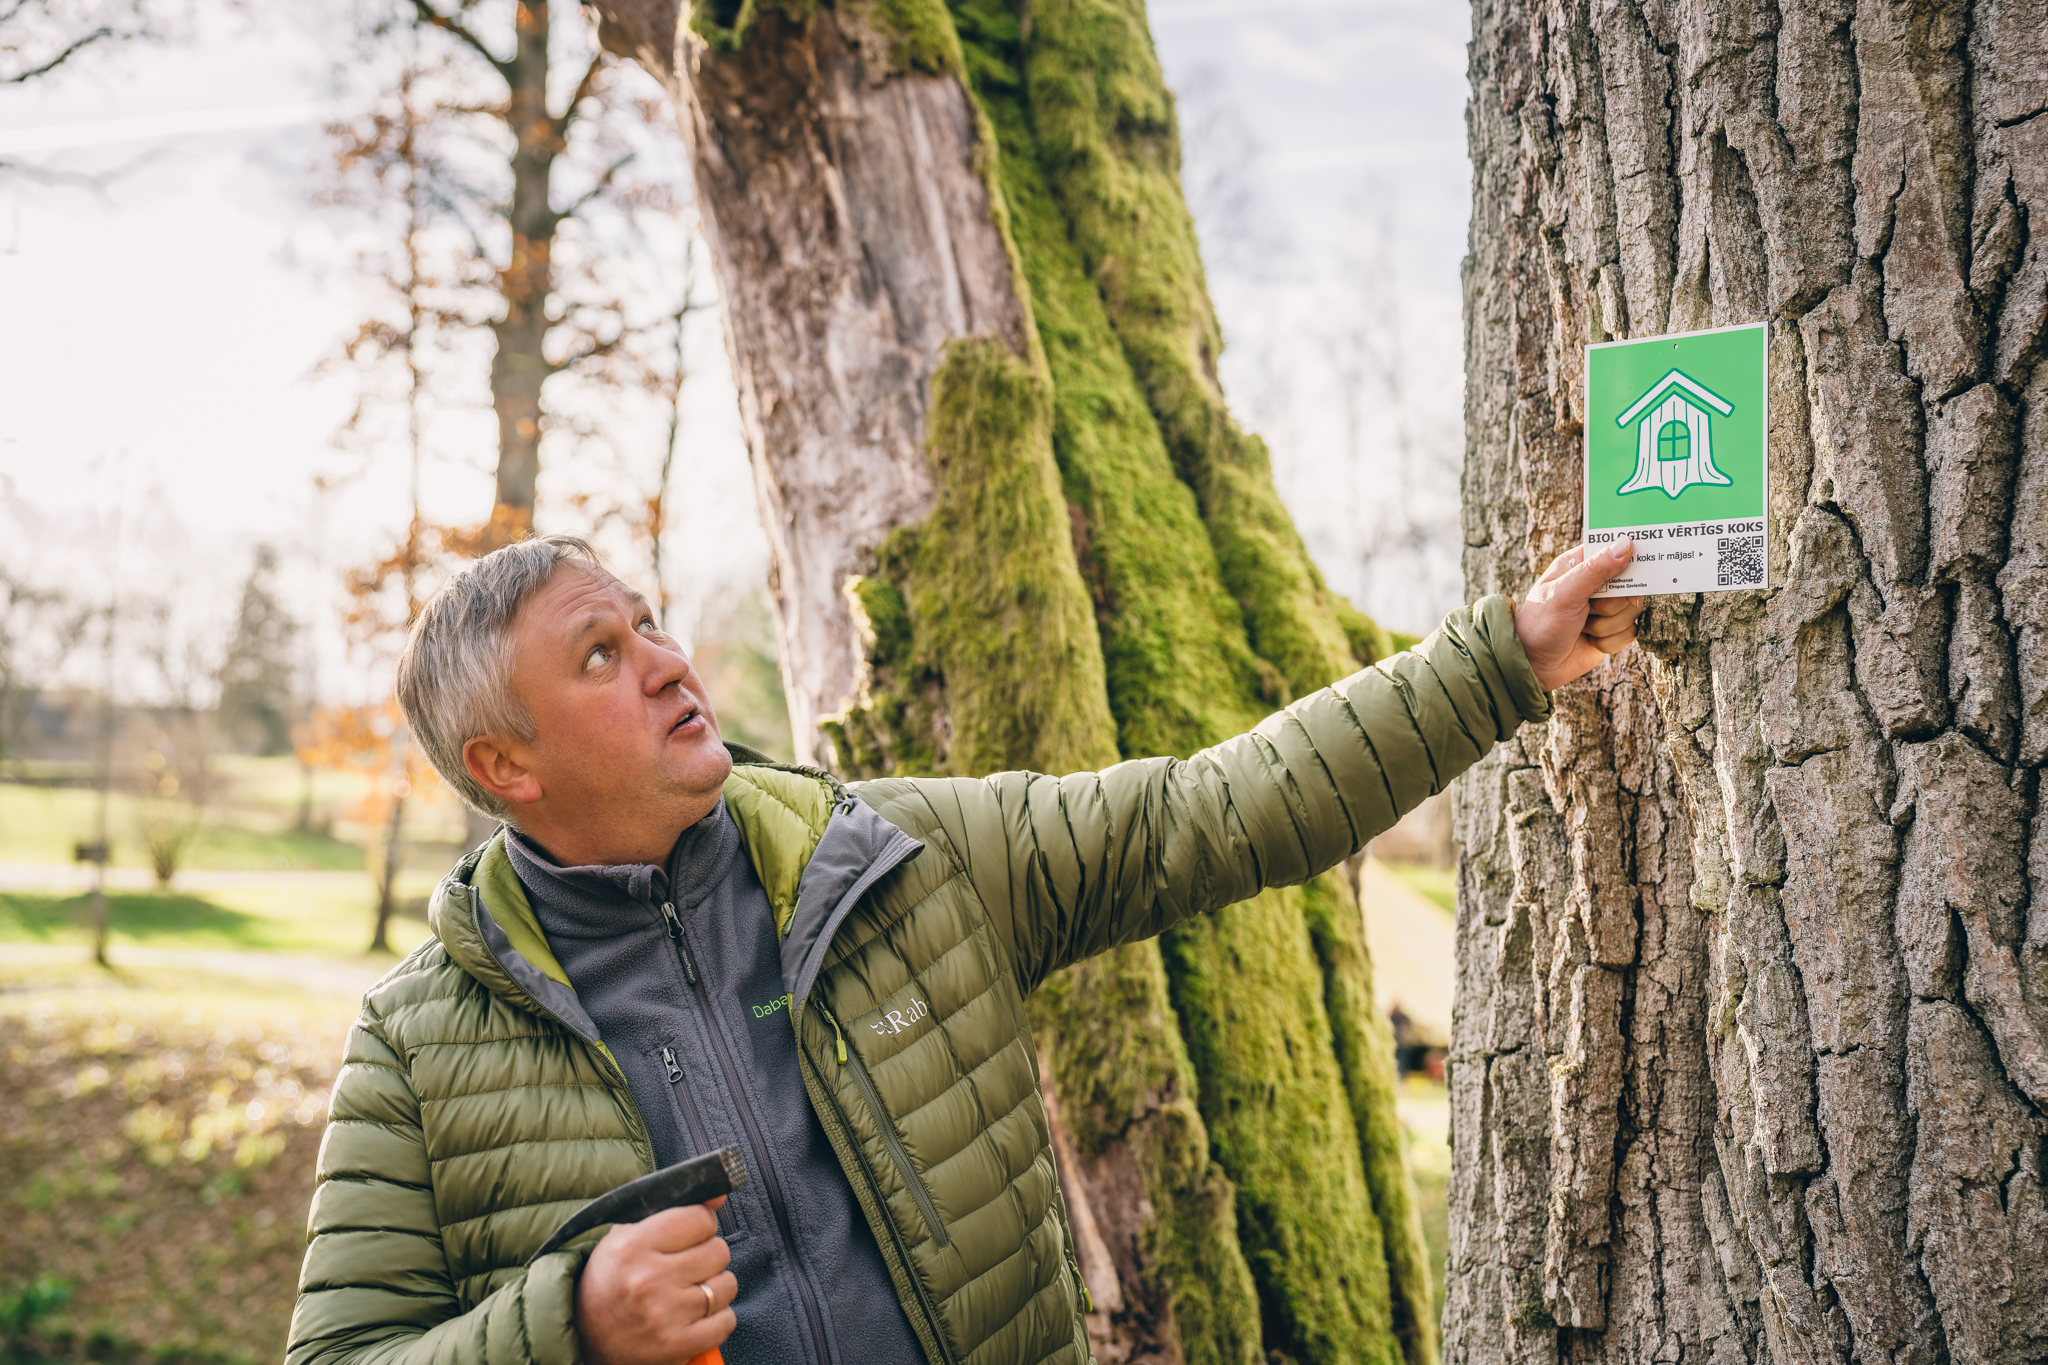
left=1614, top=369, right=1735, bottom=498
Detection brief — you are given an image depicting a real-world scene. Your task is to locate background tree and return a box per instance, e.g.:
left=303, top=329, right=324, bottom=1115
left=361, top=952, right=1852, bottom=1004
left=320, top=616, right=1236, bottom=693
left=587, top=4, right=1432, bottom=1363
left=314, top=12, right=700, bottom=856
left=1449, top=3, right=2045, bottom=1363
left=216, top=545, right=301, bottom=757
left=340, top=0, right=688, bottom=547
left=0, top=567, right=88, bottom=770
left=130, top=585, right=226, bottom=888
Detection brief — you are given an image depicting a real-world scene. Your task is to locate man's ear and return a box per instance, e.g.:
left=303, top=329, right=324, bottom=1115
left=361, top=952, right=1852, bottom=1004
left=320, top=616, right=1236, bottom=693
left=464, top=734, right=543, bottom=810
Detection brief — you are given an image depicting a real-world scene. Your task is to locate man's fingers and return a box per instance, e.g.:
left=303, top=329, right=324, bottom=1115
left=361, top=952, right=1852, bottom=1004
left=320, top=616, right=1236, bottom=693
left=688, top=1270, right=740, bottom=1322
left=1584, top=607, right=1640, bottom=640
left=668, top=1229, right=732, bottom=1287
left=621, top=1203, right=722, bottom=1254
left=1536, top=544, right=1588, bottom=587
left=1593, top=623, right=1638, bottom=656
left=1551, top=538, right=1636, bottom=606
left=1586, top=593, right=1642, bottom=619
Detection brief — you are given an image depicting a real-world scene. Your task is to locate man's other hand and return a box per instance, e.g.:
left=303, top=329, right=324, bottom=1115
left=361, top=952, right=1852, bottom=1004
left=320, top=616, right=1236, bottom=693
left=1515, top=539, right=1646, bottom=692
left=575, top=1199, right=736, bottom=1365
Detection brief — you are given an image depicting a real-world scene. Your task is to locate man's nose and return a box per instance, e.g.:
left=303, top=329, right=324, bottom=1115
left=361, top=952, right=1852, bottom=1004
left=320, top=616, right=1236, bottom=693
left=638, top=635, right=692, bottom=695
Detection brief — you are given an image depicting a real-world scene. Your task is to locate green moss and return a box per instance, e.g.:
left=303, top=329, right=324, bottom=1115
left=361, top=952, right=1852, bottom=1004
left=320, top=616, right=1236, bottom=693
left=691, top=0, right=957, bottom=75
left=821, top=337, right=1119, bottom=779
left=1161, top=887, right=1401, bottom=1365
left=1303, top=871, right=1439, bottom=1365
left=950, top=0, right=1265, bottom=757
left=859, top=0, right=967, bottom=74
left=687, top=0, right=816, bottom=51
left=1019, top=0, right=1382, bottom=697
left=1031, top=945, right=1263, bottom=1365
left=940, top=6, right=1433, bottom=1364
left=1337, top=598, right=1397, bottom=668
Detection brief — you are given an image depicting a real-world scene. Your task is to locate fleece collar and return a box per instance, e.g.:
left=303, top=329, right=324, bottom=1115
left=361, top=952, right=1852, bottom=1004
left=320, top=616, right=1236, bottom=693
left=426, top=745, right=920, bottom=1036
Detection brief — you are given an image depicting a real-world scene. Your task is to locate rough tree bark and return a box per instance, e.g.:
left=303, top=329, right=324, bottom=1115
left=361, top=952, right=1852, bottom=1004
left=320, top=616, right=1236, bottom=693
left=1452, top=3, right=2046, bottom=1364
left=589, top=4, right=1433, bottom=1363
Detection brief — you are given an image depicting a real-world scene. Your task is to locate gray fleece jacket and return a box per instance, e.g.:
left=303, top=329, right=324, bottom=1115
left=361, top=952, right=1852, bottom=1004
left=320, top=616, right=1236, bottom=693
left=506, top=798, right=926, bottom=1365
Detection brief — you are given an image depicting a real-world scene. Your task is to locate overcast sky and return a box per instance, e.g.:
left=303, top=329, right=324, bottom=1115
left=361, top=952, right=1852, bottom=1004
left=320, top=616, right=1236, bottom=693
left=0, top=1, right=1471, bottom=706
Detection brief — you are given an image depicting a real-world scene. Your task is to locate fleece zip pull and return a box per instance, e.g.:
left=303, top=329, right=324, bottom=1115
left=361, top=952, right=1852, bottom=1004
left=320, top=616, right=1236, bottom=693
left=659, top=901, right=701, bottom=986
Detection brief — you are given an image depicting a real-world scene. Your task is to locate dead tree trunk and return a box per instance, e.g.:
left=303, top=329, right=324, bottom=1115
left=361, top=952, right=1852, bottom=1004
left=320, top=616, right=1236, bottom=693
left=1453, top=3, right=2046, bottom=1364
left=589, top=4, right=1431, bottom=1363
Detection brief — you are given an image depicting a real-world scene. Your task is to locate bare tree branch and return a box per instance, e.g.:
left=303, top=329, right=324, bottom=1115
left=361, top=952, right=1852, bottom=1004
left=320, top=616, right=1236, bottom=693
left=547, top=330, right=627, bottom=376
left=4, top=22, right=112, bottom=82
left=408, top=0, right=512, bottom=82
left=557, top=151, right=635, bottom=223
left=0, top=147, right=155, bottom=198
left=553, top=53, right=606, bottom=139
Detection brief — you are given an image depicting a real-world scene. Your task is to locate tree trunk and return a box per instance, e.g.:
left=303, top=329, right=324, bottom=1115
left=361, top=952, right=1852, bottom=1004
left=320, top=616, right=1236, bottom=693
left=481, top=0, right=560, bottom=547
left=590, top=4, right=1432, bottom=1363
left=371, top=733, right=409, bottom=955
left=1452, top=3, right=2046, bottom=1364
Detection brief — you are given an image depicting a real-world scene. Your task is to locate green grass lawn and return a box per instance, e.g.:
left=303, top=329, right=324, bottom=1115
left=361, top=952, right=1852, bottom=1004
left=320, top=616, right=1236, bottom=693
left=0, top=756, right=475, bottom=874
left=1386, top=861, right=1456, bottom=917
left=0, top=875, right=440, bottom=961
left=0, top=779, right=363, bottom=872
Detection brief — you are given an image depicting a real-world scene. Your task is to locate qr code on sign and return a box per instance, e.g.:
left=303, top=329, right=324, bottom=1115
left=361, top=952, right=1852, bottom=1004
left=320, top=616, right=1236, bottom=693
left=1717, top=535, right=1765, bottom=587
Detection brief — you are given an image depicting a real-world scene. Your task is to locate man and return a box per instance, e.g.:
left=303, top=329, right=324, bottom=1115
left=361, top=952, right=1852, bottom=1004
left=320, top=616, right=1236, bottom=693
left=288, top=533, right=1642, bottom=1365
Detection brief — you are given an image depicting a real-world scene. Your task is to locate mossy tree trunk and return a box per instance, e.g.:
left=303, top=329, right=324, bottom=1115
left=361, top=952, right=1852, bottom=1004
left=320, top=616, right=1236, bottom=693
left=591, top=3, right=1434, bottom=1362
left=1453, top=2, right=2046, bottom=1363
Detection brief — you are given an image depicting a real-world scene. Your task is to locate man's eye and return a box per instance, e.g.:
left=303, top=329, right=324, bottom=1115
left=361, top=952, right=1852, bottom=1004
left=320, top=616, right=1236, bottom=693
left=637, top=619, right=658, bottom=636
left=584, top=645, right=610, bottom=671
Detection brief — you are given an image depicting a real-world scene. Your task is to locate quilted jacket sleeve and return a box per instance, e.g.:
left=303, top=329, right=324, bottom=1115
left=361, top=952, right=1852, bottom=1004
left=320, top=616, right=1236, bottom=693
left=881, top=596, right=1549, bottom=996
left=285, top=1006, right=585, bottom=1365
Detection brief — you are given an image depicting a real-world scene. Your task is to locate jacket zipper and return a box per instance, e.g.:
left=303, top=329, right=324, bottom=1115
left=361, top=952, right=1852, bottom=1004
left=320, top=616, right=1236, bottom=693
left=663, top=900, right=835, bottom=1365
left=797, top=1002, right=958, bottom=1365
left=1066, top=1248, right=1094, bottom=1314
left=660, top=1044, right=736, bottom=1240
left=821, top=1004, right=950, bottom=1250
left=659, top=1042, right=715, bottom=1144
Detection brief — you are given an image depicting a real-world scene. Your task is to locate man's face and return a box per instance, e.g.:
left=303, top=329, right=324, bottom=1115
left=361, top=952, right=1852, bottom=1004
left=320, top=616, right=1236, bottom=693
left=499, top=565, right=732, bottom=842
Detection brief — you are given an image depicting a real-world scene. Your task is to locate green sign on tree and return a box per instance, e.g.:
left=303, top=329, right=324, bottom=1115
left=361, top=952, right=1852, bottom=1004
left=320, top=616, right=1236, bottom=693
left=1584, top=321, right=1770, bottom=595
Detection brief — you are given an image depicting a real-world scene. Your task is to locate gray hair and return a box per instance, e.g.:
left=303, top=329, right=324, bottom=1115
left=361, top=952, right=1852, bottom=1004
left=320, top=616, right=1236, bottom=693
left=396, top=533, right=605, bottom=819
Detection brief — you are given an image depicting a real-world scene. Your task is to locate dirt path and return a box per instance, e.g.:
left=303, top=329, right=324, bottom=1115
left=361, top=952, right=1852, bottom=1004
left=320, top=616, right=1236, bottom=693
left=1356, top=857, right=1455, bottom=1045
left=0, top=861, right=371, bottom=893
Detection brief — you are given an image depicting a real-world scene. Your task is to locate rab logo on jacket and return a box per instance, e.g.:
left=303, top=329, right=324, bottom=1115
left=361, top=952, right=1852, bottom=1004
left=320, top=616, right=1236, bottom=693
left=870, top=998, right=930, bottom=1038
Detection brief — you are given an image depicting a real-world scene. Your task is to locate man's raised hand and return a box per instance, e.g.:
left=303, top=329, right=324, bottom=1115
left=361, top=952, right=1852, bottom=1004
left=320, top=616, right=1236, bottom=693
left=1514, top=539, right=1646, bottom=692
left=575, top=1200, right=736, bottom=1365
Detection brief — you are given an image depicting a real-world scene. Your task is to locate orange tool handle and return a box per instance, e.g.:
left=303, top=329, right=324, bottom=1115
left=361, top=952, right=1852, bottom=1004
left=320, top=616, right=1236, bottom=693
left=687, top=1351, right=724, bottom=1365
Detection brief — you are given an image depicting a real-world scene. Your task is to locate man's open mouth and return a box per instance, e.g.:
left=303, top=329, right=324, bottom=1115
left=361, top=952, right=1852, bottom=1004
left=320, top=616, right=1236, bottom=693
left=671, top=705, right=701, bottom=734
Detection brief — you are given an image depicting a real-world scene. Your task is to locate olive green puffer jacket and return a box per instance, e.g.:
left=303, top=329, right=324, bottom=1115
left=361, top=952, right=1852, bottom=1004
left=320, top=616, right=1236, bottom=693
left=287, top=597, right=1548, bottom=1365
